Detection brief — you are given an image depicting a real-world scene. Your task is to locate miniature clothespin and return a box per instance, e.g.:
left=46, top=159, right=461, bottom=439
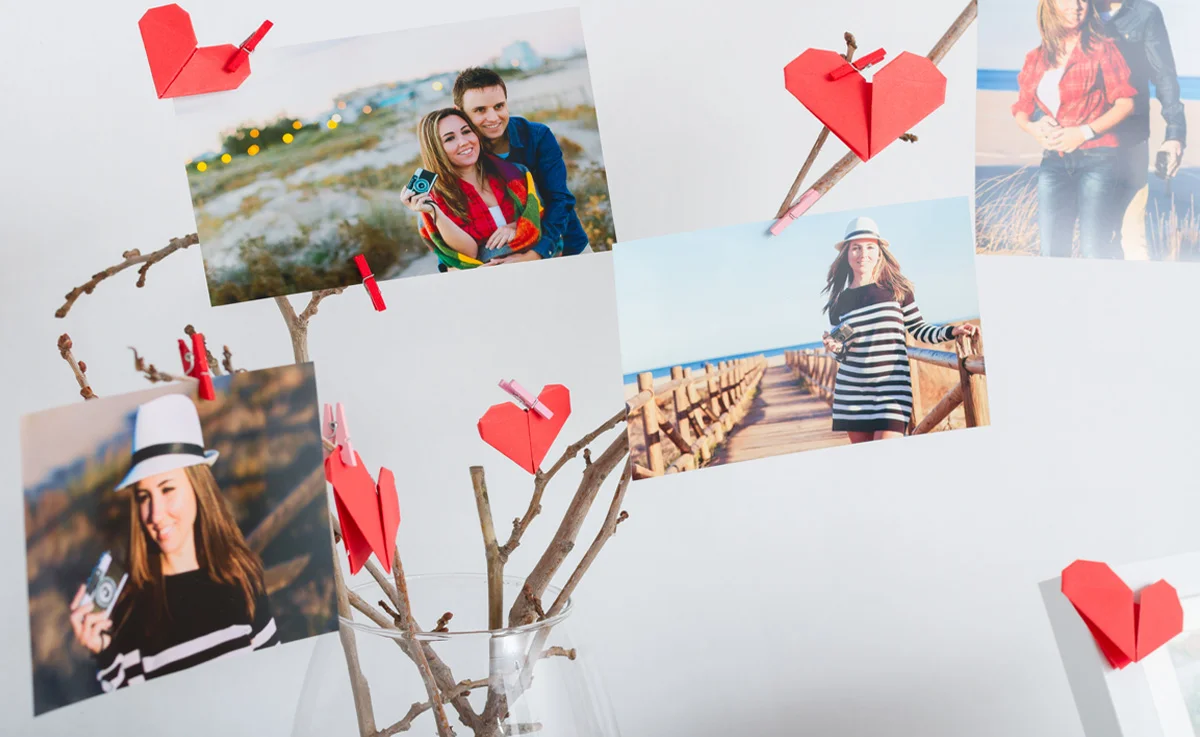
left=179, top=332, right=215, bottom=400
left=138, top=5, right=272, bottom=99
left=828, top=48, right=887, bottom=80
left=322, top=402, right=356, bottom=467
left=499, top=379, right=554, bottom=419
left=353, top=255, right=387, bottom=311
left=224, top=20, right=273, bottom=72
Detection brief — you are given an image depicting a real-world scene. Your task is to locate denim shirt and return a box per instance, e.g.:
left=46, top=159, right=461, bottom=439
left=1102, top=0, right=1187, bottom=145
left=505, top=116, right=590, bottom=256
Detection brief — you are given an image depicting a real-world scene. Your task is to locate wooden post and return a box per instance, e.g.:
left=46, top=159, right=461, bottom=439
left=956, top=333, right=990, bottom=428
left=670, top=365, right=692, bottom=443
left=637, top=372, right=665, bottom=475
left=906, top=333, right=924, bottom=435
left=684, top=368, right=712, bottom=464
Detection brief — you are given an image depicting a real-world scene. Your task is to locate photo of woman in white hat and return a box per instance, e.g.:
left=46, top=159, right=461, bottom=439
left=821, top=216, right=979, bottom=443
left=66, top=393, right=279, bottom=691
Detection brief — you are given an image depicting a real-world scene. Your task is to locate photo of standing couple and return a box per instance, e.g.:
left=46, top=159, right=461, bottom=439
left=976, top=0, right=1197, bottom=259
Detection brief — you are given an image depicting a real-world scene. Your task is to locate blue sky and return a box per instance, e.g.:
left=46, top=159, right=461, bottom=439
left=979, top=0, right=1200, bottom=71
left=173, top=8, right=585, bottom=155
left=612, top=197, right=980, bottom=374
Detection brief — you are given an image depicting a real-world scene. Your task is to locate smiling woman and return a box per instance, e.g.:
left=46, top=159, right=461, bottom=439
left=66, top=395, right=279, bottom=692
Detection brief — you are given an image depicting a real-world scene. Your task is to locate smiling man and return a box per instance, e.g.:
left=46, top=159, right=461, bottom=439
left=453, top=67, right=591, bottom=262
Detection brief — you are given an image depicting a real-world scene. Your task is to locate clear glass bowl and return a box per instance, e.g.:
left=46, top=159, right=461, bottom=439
left=291, top=573, right=620, bottom=737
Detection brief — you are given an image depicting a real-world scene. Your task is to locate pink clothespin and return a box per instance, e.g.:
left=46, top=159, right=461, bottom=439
left=323, top=403, right=356, bottom=466
left=225, top=20, right=273, bottom=72
left=768, top=189, right=823, bottom=236
left=828, top=47, right=887, bottom=80
left=179, top=333, right=215, bottom=400
left=353, top=254, right=386, bottom=311
left=499, top=379, right=554, bottom=419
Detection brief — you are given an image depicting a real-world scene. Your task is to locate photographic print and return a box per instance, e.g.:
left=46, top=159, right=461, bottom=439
left=976, top=0, right=1200, bottom=260
left=21, top=365, right=336, bottom=715
left=175, top=8, right=613, bottom=305
left=613, top=197, right=987, bottom=480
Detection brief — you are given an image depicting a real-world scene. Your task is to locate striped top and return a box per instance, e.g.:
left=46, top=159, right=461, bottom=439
left=828, top=284, right=955, bottom=433
left=95, top=569, right=280, bottom=692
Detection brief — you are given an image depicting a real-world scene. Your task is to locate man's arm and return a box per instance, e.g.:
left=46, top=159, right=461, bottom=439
left=1145, top=5, right=1186, bottom=144
left=529, top=126, right=576, bottom=254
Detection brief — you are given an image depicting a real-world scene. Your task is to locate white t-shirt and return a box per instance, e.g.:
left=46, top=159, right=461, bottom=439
left=1037, top=68, right=1066, bottom=117
left=488, top=206, right=507, bottom=228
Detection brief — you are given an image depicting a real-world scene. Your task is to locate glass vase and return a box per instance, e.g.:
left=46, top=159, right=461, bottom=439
left=291, top=573, right=620, bottom=737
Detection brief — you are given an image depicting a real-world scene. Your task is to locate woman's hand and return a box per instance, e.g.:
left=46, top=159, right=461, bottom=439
left=821, top=332, right=843, bottom=355
left=484, top=224, right=516, bottom=251
left=1046, top=126, right=1088, bottom=154
left=952, top=323, right=979, bottom=338
left=1028, top=116, right=1061, bottom=148
left=400, top=187, right=437, bottom=215
left=69, top=584, right=112, bottom=655
left=484, top=250, right=542, bottom=266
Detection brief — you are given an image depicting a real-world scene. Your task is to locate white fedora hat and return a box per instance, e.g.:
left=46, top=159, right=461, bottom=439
left=114, top=394, right=218, bottom=491
left=833, top=216, right=890, bottom=250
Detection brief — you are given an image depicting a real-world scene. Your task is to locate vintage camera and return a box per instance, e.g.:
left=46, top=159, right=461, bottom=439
left=81, top=551, right=127, bottom=616
left=407, top=168, right=438, bottom=195
left=1155, top=150, right=1171, bottom=180
left=830, top=322, right=855, bottom=344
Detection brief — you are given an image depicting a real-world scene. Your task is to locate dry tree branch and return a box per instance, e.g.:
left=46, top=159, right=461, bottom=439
left=275, top=288, right=345, bottom=364
left=470, top=467, right=504, bottom=630
left=56, top=233, right=198, bottom=318
left=57, top=334, right=97, bottom=399
left=222, top=345, right=244, bottom=374
left=541, top=647, right=576, bottom=661
left=183, top=324, right=222, bottom=376
left=376, top=681, right=488, bottom=737
left=129, top=347, right=185, bottom=384
left=332, top=527, right=378, bottom=737
left=392, top=550, right=456, bottom=737
left=498, top=408, right=627, bottom=563
left=433, top=612, right=453, bottom=633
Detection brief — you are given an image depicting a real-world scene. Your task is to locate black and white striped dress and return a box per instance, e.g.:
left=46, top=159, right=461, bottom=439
left=828, top=284, right=955, bottom=434
left=95, top=569, right=280, bottom=692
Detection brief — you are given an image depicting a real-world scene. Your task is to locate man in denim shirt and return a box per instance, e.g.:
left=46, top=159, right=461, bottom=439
left=1098, top=0, right=1186, bottom=259
left=453, top=68, right=591, bottom=263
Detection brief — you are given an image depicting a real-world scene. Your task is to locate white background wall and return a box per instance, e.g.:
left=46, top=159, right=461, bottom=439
left=3, top=0, right=1198, bottom=735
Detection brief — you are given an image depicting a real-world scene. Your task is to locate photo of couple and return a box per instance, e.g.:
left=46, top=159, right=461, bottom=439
left=976, top=0, right=1198, bottom=260
left=612, top=198, right=987, bottom=480
left=175, top=8, right=611, bottom=305
left=20, top=366, right=336, bottom=715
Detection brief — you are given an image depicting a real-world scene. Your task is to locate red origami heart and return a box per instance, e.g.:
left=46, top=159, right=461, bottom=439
left=138, top=4, right=250, bottom=98
left=478, top=385, right=571, bottom=474
left=784, top=49, right=946, bottom=161
left=325, top=449, right=401, bottom=575
left=1061, top=559, right=1183, bottom=669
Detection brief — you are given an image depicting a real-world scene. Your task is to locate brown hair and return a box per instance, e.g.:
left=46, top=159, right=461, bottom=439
left=822, top=239, right=914, bottom=314
left=416, top=108, right=502, bottom=221
left=126, top=464, right=265, bottom=629
left=1037, top=0, right=1101, bottom=66
left=452, top=67, right=507, bottom=110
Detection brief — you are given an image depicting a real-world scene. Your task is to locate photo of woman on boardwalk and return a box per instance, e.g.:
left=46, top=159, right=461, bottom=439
left=612, top=197, right=988, bottom=482
left=821, top=217, right=978, bottom=443
left=401, top=108, right=546, bottom=270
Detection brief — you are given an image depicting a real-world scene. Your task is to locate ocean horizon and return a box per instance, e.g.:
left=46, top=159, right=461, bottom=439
left=979, top=69, right=1200, bottom=100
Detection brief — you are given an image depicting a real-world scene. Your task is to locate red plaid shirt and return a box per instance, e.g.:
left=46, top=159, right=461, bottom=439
left=1013, top=36, right=1137, bottom=150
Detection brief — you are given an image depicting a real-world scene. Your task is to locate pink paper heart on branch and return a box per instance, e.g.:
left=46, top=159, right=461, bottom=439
left=478, top=385, right=571, bottom=474
left=784, top=49, right=946, bottom=161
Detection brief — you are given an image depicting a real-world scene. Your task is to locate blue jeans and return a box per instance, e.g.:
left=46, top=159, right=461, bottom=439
left=1037, top=147, right=1124, bottom=259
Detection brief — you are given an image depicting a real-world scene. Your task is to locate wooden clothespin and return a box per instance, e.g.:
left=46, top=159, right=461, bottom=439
left=499, top=379, right=554, bottom=419
left=225, top=20, right=273, bottom=72
left=828, top=47, right=887, bottom=80
left=179, top=332, right=215, bottom=400
left=323, top=403, right=356, bottom=466
left=353, top=254, right=387, bottom=311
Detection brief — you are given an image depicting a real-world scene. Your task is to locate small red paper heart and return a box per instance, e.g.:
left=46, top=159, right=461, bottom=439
left=326, top=449, right=400, bottom=574
left=784, top=49, right=946, bottom=160
left=1061, top=560, right=1184, bottom=668
left=478, top=385, right=571, bottom=474
left=138, top=4, right=249, bottom=99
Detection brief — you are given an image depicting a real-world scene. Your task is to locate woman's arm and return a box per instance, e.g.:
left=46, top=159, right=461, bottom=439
left=402, top=188, right=480, bottom=259
left=902, top=296, right=956, bottom=345
left=1046, top=98, right=1133, bottom=152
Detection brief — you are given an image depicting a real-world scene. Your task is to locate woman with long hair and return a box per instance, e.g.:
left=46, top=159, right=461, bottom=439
left=67, top=394, right=278, bottom=691
left=1012, top=0, right=1137, bottom=258
left=821, top=217, right=978, bottom=444
left=400, top=108, right=550, bottom=270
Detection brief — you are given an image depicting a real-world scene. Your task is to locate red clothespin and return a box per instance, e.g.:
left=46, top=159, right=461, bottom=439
left=828, top=47, right=887, bottom=80
left=180, top=332, right=215, bottom=400
left=322, top=403, right=356, bottom=467
left=353, top=254, right=387, bottom=311
left=499, top=379, right=554, bottom=419
left=225, top=20, right=272, bottom=72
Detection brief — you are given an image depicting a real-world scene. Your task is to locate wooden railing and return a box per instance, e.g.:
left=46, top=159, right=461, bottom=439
left=626, top=356, right=768, bottom=478
left=785, top=333, right=988, bottom=434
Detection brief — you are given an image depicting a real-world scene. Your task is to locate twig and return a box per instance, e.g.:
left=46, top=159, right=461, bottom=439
left=470, top=467, right=504, bottom=630
left=332, top=526, right=378, bottom=736
left=129, top=347, right=185, bottom=384
left=56, top=233, right=198, bottom=318
left=363, top=558, right=401, bottom=611
left=541, top=647, right=576, bottom=661
left=774, top=0, right=977, bottom=218
left=433, top=612, right=453, bottom=633
left=774, top=33, right=859, bottom=218
left=393, top=549, right=456, bottom=737
left=57, top=334, right=97, bottom=400
left=222, top=345, right=243, bottom=374
left=183, top=325, right=222, bottom=376
left=375, top=681, right=488, bottom=737
left=275, top=288, right=344, bottom=364
left=507, top=431, right=630, bottom=627
left=547, top=458, right=633, bottom=618
left=498, top=408, right=626, bottom=563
